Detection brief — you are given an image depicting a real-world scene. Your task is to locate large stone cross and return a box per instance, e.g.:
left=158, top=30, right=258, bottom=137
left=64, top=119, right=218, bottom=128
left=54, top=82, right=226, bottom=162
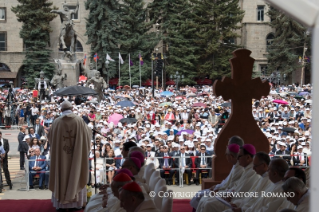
left=204, top=49, right=270, bottom=187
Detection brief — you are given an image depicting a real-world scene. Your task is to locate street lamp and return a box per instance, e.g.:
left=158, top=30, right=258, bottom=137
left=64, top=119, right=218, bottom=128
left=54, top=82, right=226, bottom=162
left=170, top=71, right=184, bottom=90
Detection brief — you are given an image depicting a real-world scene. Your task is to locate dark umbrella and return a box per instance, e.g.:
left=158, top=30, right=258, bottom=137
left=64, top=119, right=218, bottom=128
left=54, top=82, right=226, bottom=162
left=221, top=102, right=231, bottom=107
left=116, top=100, right=135, bottom=108
left=282, top=127, right=296, bottom=133
left=119, top=118, right=138, bottom=124
left=294, top=95, right=304, bottom=100
left=115, top=96, right=129, bottom=100
left=53, top=85, right=97, bottom=96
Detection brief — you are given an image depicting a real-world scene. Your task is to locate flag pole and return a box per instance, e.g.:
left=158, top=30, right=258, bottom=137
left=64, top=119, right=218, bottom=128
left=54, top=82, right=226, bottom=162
left=96, top=53, right=97, bottom=71
left=119, top=53, right=121, bottom=87
left=129, top=53, right=131, bottom=88
left=139, top=52, right=141, bottom=87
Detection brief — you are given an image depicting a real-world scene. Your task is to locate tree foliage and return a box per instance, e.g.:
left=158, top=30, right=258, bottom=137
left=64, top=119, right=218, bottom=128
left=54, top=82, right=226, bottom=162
left=116, top=0, right=159, bottom=86
left=190, top=0, right=244, bottom=79
left=267, top=6, right=310, bottom=75
left=85, top=0, right=122, bottom=81
left=12, top=0, right=57, bottom=88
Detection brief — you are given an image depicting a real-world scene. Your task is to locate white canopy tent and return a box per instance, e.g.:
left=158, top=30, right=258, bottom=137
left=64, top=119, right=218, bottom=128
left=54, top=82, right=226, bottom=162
left=265, top=0, right=319, bottom=211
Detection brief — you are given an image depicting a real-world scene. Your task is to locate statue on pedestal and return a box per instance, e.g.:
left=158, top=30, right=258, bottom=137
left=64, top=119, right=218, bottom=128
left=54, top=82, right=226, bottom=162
left=86, top=71, right=108, bottom=102
left=76, top=61, right=99, bottom=81
left=51, top=0, right=79, bottom=62
left=35, top=71, right=50, bottom=101
left=51, top=59, right=67, bottom=89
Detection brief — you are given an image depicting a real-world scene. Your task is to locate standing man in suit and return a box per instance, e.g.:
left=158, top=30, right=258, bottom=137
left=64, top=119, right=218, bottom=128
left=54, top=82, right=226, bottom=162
left=34, top=118, right=45, bottom=137
left=194, top=145, right=211, bottom=185
left=29, top=148, right=47, bottom=189
left=175, top=146, right=192, bottom=185
left=158, top=145, right=175, bottom=185
left=0, top=131, right=12, bottom=189
left=18, top=127, right=27, bottom=170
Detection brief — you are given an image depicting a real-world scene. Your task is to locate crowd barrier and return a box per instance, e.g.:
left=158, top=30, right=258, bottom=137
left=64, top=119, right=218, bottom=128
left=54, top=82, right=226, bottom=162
left=13, top=152, right=310, bottom=191
left=88, top=153, right=310, bottom=187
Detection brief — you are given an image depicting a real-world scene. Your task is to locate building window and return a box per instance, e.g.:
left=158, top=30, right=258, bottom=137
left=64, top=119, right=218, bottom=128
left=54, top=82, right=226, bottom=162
left=266, top=34, right=275, bottom=51
left=76, top=40, right=83, bottom=52
left=67, top=5, right=79, bottom=20
left=0, top=8, right=6, bottom=21
left=257, top=6, right=264, bottom=21
left=0, top=32, right=6, bottom=51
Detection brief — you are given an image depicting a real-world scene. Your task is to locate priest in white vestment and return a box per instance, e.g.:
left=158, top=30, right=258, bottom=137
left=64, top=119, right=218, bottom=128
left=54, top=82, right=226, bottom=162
left=281, top=177, right=310, bottom=212
left=48, top=101, right=91, bottom=210
left=197, top=144, right=260, bottom=212
left=233, top=158, right=289, bottom=212
left=223, top=152, right=271, bottom=212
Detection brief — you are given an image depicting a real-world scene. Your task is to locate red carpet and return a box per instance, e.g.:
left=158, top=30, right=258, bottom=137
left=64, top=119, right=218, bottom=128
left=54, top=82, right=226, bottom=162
left=0, top=199, right=192, bottom=212
left=173, top=199, right=193, bottom=212
left=0, top=200, right=84, bottom=212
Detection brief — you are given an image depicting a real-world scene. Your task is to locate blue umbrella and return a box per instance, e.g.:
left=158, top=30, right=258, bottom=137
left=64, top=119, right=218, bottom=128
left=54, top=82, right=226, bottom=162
left=164, top=129, right=178, bottom=135
left=160, top=91, right=174, bottom=96
left=116, top=100, right=135, bottom=108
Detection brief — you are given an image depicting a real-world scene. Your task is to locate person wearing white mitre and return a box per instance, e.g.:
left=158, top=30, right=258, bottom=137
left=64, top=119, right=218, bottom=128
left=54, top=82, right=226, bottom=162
left=48, top=100, right=91, bottom=210
left=197, top=144, right=260, bottom=212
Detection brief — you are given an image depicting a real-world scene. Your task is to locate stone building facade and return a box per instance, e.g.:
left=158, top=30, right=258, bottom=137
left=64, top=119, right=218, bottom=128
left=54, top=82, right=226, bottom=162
left=0, top=0, right=293, bottom=87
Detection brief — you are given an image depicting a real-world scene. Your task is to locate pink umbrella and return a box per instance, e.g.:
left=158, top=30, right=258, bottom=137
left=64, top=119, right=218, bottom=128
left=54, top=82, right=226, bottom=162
left=273, top=99, right=289, bottom=105
left=175, top=96, right=186, bottom=100
left=108, top=113, right=124, bottom=126
left=192, top=102, right=207, bottom=108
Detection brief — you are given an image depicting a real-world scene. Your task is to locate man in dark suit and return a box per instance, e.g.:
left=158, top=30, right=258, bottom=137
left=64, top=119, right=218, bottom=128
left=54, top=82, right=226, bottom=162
left=28, top=127, right=40, bottom=140
left=275, top=142, right=291, bottom=165
left=158, top=145, right=175, bottom=185
left=34, top=118, right=45, bottom=137
left=174, top=146, right=192, bottom=185
left=151, top=139, right=161, bottom=156
left=29, top=148, right=47, bottom=189
left=292, top=146, right=308, bottom=166
left=0, top=131, right=12, bottom=189
left=18, top=127, right=27, bottom=170
left=194, top=145, right=212, bottom=185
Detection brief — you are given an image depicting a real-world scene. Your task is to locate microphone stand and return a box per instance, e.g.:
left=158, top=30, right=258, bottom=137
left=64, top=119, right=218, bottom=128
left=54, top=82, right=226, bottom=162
left=92, top=128, right=97, bottom=194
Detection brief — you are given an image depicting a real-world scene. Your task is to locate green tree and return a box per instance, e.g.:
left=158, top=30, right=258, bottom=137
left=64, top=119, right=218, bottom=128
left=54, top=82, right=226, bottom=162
left=12, top=0, right=57, bottom=88
left=117, top=0, right=159, bottom=86
left=190, top=0, right=244, bottom=79
left=148, top=0, right=199, bottom=84
left=267, top=6, right=310, bottom=77
left=85, top=0, right=122, bottom=82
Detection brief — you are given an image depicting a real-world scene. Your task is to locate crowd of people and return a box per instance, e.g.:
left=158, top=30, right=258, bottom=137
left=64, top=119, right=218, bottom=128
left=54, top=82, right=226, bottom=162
left=0, top=82, right=312, bottom=211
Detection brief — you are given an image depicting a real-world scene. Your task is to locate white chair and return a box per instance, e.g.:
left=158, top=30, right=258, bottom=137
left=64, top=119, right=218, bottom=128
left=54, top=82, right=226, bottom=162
left=149, top=171, right=161, bottom=191
left=162, top=189, right=173, bottom=212
left=154, top=179, right=167, bottom=210
left=143, top=163, right=155, bottom=183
